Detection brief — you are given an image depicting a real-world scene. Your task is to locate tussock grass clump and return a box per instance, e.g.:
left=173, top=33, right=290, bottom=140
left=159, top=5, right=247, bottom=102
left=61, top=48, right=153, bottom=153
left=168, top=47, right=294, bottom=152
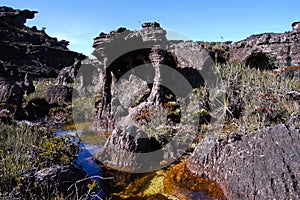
left=215, top=63, right=299, bottom=135
left=0, top=122, right=79, bottom=198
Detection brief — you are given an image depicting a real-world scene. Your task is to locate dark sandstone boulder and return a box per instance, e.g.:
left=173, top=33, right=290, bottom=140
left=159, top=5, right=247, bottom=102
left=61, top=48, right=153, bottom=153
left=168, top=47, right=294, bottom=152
left=0, top=74, right=34, bottom=104
left=187, top=124, right=300, bottom=200
left=24, top=98, right=50, bottom=120
left=10, top=165, right=88, bottom=199
left=44, top=85, right=73, bottom=106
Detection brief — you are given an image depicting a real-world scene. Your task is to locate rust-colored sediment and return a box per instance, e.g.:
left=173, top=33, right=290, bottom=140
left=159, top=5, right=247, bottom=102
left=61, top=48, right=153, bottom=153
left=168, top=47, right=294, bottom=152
left=164, top=162, right=226, bottom=200
left=101, top=161, right=226, bottom=199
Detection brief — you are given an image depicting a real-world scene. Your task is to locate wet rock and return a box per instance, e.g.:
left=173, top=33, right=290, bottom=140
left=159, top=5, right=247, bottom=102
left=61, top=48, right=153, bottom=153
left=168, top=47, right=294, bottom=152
left=187, top=124, right=300, bottom=199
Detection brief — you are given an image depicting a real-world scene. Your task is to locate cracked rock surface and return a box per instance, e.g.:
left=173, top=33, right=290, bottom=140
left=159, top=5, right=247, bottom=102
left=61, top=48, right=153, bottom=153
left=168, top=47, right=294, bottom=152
left=187, top=124, right=300, bottom=200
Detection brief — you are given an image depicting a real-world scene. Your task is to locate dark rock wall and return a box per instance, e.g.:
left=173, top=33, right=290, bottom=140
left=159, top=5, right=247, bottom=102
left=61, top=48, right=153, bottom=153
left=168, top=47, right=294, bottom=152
left=0, top=6, right=86, bottom=118
left=0, top=6, right=85, bottom=80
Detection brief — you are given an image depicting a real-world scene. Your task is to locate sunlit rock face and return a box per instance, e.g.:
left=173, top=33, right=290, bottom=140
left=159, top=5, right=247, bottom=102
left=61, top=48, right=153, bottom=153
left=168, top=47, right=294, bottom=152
left=91, top=22, right=215, bottom=172
left=187, top=124, right=300, bottom=200
left=229, top=21, right=300, bottom=69
left=91, top=21, right=300, bottom=129
left=89, top=20, right=300, bottom=173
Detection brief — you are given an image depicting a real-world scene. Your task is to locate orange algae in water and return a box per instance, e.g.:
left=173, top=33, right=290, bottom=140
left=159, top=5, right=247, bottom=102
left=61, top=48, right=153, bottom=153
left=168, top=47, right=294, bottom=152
left=163, top=162, right=226, bottom=199
left=106, top=162, right=225, bottom=199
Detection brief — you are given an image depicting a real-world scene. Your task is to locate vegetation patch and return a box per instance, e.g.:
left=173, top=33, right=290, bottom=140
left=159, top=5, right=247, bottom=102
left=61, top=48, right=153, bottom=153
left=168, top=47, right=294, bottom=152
left=0, top=122, right=80, bottom=199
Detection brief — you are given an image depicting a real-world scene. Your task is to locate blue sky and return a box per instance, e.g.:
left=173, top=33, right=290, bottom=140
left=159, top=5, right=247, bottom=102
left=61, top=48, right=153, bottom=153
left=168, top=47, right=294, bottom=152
left=1, top=0, right=299, bottom=56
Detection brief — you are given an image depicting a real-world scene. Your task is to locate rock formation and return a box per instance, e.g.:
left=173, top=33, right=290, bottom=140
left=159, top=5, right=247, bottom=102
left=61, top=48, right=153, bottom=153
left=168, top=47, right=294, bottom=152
left=292, top=21, right=300, bottom=32
left=0, top=6, right=85, bottom=118
left=10, top=164, right=88, bottom=199
left=90, top=20, right=300, bottom=173
left=187, top=124, right=300, bottom=199
left=89, top=22, right=214, bottom=172
left=91, top=22, right=213, bottom=130
left=229, top=22, right=300, bottom=69
left=44, top=85, right=73, bottom=106
left=0, top=6, right=85, bottom=79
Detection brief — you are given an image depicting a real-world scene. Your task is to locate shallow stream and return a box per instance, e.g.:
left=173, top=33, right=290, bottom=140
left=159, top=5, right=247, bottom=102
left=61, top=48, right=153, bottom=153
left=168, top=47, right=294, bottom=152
left=56, top=129, right=225, bottom=200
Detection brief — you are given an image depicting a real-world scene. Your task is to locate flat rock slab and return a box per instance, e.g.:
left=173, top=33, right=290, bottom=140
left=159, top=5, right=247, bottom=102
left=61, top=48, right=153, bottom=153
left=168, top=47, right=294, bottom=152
left=187, top=124, right=300, bottom=200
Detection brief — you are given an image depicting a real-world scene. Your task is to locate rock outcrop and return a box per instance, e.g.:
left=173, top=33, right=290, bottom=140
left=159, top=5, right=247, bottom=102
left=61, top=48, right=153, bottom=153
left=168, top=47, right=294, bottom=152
left=0, top=73, right=34, bottom=106
left=90, top=21, right=300, bottom=132
left=90, top=22, right=215, bottom=172
left=91, top=22, right=213, bottom=130
left=97, top=125, right=163, bottom=172
left=292, top=21, right=300, bottom=31
left=0, top=6, right=85, bottom=79
left=187, top=124, right=300, bottom=200
left=229, top=22, right=300, bottom=68
left=0, top=6, right=86, bottom=119
left=11, top=165, right=88, bottom=199
left=45, top=85, right=73, bottom=106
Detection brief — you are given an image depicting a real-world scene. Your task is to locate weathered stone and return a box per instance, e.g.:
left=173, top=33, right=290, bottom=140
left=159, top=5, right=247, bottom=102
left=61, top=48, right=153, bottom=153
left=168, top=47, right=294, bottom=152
left=0, top=6, right=85, bottom=79
left=187, top=124, right=300, bottom=200
left=15, top=165, right=88, bottom=199
left=56, top=59, right=81, bottom=85
left=97, top=125, right=162, bottom=172
left=0, top=6, right=37, bottom=28
left=292, top=21, right=300, bottom=32
left=44, top=85, right=73, bottom=106
left=114, top=74, right=150, bottom=108
left=92, top=23, right=215, bottom=131
left=229, top=23, right=300, bottom=68
left=0, top=73, right=35, bottom=116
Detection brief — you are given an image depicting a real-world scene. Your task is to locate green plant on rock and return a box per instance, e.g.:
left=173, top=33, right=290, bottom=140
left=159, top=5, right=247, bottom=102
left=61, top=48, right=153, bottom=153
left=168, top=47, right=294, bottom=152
left=37, top=135, right=79, bottom=168
left=214, top=63, right=299, bottom=134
